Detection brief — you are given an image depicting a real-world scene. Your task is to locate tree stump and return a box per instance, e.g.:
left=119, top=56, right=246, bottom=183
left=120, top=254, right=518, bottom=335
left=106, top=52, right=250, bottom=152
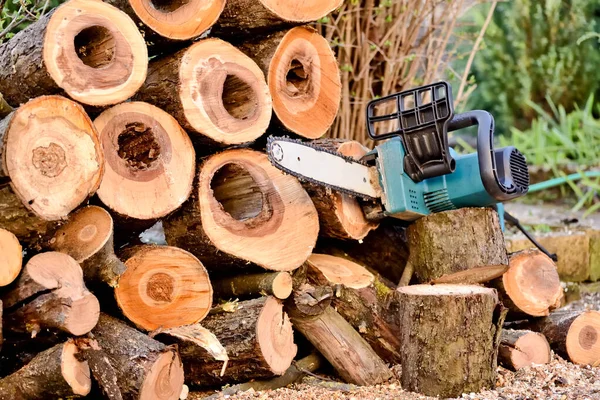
left=396, top=284, right=505, bottom=398
left=164, top=148, right=319, bottom=273
left=0, top=228, right=22, bottom=287
left=498, top=329, right=551, bottom=370
left=0, top=0, right=147, bottom=107
left=212, top=271, right=293, bottom=300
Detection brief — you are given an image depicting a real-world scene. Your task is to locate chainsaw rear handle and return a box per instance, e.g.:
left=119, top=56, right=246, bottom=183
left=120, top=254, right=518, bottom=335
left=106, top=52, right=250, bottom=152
left=448, top=110, right=530, bottom=201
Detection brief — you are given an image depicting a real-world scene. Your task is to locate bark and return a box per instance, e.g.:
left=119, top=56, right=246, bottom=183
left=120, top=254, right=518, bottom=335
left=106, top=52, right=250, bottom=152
left=212, top=271, right=293, bottom=300
left=74, top=338, right=123, bottom=400
left=397, top=284, right=505, bottom=398
left=498, top=329, right=551, bottom=371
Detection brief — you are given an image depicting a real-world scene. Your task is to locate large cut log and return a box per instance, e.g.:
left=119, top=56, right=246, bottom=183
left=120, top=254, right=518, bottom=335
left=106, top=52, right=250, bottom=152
left=212, top=271, right=293, bottom=301
left=164, top=148, right=319, bottom=273
left=92, top=313, right=185, bottom=400
left=0, top=340, right=91, bottom=399
left=0, top=228, right=22, bottom=287
left=396, top=284, right=505, bottom=398
left=490, top=249, right=562, bottom=317
left=163, top=297, right=297, bottom=386
left=404, top=208, right=509, bottom=285
left=2, top=252, right=100, bottom=337
left=498, top=329, right=551, bottom=370
left=135, top=39, right=272, bottom=148
left=214, top=0, right=342, bottom=36
left=508, top=309, right=600, bottom=366
left=116, top=245, right=213, bottom=331
left=238, top=27, right=341, bottom=140
left=0, top=0, right=147, bottom=107
left=0, top=96, right=103, bottom=247
left=94, top=102, right=195, bottom=223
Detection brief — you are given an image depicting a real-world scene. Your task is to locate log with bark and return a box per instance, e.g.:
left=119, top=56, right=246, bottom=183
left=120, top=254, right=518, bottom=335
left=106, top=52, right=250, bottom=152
left=498, top=329, right=551, bottom=370
left=0, top=340, right=91, bottom=399
left=164, top=148, right=319, bottom=273
left=0, top=0, right=147, bottom=107
left=73, top=338, right=123, bottom=400
left=490, top=249, right=562, bottom=317
left=0, top=228, right=22, bottom=287
left=396, top=284, right=505, bottom=398
left=238, top=27, right=341, bottom=140
left=2, top=252, right=100, bottom=337
left=212, top=271, right=293, bottom=300
left=91, top=313, right=185, bottom=400
left=0, top=96, right=103, bottom=246
left=94, top=102, right=196, bottom=223
left=135, top=39, right=272, bottom=148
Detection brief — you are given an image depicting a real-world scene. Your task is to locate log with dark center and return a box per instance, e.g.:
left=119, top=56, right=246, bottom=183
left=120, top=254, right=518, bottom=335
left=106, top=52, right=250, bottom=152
left=498, top=329, right=551, bottom=370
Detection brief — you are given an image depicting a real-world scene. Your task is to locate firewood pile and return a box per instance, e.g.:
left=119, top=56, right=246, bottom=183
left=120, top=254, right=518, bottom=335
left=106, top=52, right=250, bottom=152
left=0, top=1, right=598, bottom=399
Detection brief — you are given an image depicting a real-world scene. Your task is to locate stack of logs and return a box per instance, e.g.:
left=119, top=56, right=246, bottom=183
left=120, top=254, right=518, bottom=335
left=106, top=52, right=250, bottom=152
left=0, top=0, right=599, bottom=399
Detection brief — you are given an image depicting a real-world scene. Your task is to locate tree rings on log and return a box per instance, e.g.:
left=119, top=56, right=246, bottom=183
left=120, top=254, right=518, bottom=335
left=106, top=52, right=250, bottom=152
left=498, top=329, right=551, bottom=370
left=397, top=284, right=504, bottom=398
left=0, top=96, right=103, bottom=244
left=116, top=245, right=212, bottom=331
left=165, top=149, right=319, bottom=272
left=94, top=102, right=195, bottom=221
left=0, top=0, right=147, bottom=107
left=135, top=39, right=272, bottom=147
left=0, top=228, right=22, bottom=287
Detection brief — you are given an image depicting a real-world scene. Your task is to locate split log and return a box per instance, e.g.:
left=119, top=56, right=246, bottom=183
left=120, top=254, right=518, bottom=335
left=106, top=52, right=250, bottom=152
left=238, top=27, right=341, bottom=140
left=2, top=252, right=100, bottom=337
left=0, top=340, right=91, bottom=399
left=0, top=96, right=103, bottom=246
left=214, top=0, right=342, bottom=36
left=135, top=39, right=272, bottom=148
left=0, top=228, right=22, bottom=287
left=396, top=284, right=505, bottom=398
left=306, top=254, right=402, bottom=364
left=165, top=297, right=297, bottom=386
left=498, top=329, right=551, bottom=370
left=116, top=245, right=213, bottom=331
left=406, top=208, right=509, bottom=284
left=164, top=148, right=319, bottom=273
left=0, top=0, right=147, bottom=107
left=92, top=313, right=185, bottom=400
left=490, top=249, right=562, bottom=317
left=94, top=102, right=195, bottom=222
left=212, top=272, right=293, bottom=300
left=508, top=309, right=600, bottom=366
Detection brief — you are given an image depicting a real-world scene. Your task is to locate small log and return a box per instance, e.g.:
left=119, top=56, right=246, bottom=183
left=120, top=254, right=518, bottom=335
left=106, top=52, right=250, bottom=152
left=0, top=96, right=103, bottom=247
left=135, top=39, right=272, bottom=148
left=396, top=284, right=505, bottom=398
left=2, top=252, right=100, bottom=337
left=166, top=297, right=297, bottom=386
left=0, top=340, right=91, bottom=399
left=91, top=313, right=185, bottom=400
left=164, top=148, right=319, bottom=272
left=73, top=338, right=123, bottom=400
left=94, top=101, right=196, bottom=223
left=238, top=27, right=341, bottom=140
left=0, top=228, right=22, bottom=287
left=212, top=272, right=293, bottom=300
left=498, top=329, right=551, bottom=370
left=116, top=245, right=213, bottom=331
left=0, top=0, right=147, bottom=107
left=406, top=208, right=509, bottom=284
left=490, top=249, right=562, bottom=317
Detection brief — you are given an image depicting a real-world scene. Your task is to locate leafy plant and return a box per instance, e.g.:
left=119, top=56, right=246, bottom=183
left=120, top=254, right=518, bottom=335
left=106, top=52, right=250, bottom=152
left=0, top=0, right=63, bottom=44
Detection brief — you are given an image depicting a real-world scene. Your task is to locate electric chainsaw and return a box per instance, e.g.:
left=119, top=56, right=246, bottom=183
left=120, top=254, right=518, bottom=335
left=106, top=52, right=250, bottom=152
left=266, top=81, right=531, bottom=223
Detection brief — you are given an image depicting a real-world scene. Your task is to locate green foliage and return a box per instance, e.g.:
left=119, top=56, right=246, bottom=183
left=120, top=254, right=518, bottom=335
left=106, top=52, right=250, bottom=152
left=0, top=0, right=63, bottom=44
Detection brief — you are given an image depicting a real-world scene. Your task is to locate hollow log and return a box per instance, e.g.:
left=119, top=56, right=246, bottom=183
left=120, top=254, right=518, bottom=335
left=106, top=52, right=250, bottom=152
left=0, top=340, right=91, bottom=399
left=498, top=329, right=551, bottom=370
left=2, top=252, right=100, bottom=337
left=0, top=228, right=22, bottom=287
left=0, top=0, right=147, bottom=107
left=212, top=271, right=293, bottom=301
left=135, top=39, right=272, bottom=148
left=396, top=284, right=505, bottom=398
left=406, top=208, right=509, bottom=284
left=0, top=96, right=103, bottom=247
left=490, top=249, right=562, bottom=317
left=92, top=313, right=185, bottom=400
left=94, top=102, right=195, bottom=222
left=238, top=27, right=341, bottom=140
left=115, top=245, right=212, bottom=331
left=164, top=148, right=319, bottom=273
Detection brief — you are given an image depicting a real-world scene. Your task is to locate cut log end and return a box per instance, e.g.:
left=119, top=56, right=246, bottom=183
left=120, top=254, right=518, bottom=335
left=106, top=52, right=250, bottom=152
left=269, top=26, right=341, bottom=138
left=260, top=0, right=342, bottom=22
left=566, top=311, right=600, bottom=365
left=499, top=330, right=551, bottom=370
left=0, top=228, right=22, bottom=287
left=95, top=102, right=195, bottom=220
left=398, top=284, right=496, bottom=297
left=116, top=246, right=213, bottom=331
left=43, top=0, right=148, bottom=105
left=62, top=341, right=93, bottom=396
left=307, top=254, right=374, bottom=289
left=257, top=296, right=297, bottom=374
left=272, top=272, right=293, bottom=299
left=139, top=350, right=185, bottom=400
